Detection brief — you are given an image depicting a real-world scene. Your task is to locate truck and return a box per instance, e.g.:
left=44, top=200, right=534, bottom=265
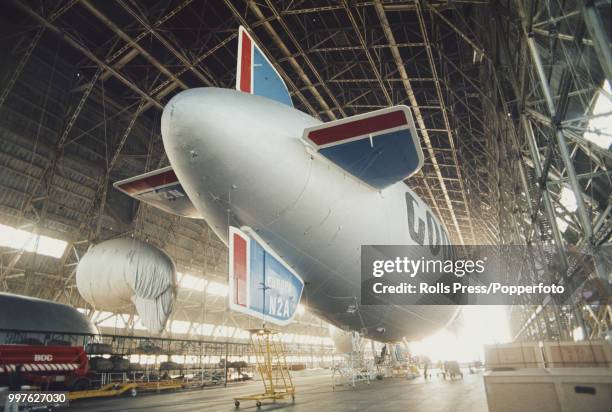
left=0, top=345, right=90, bottom=390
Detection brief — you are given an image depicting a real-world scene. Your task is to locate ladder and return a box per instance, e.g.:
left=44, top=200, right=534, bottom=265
left=234, top=329, right=295, bottom=408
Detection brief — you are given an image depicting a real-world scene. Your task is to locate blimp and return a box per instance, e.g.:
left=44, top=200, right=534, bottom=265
left=113, top=26, right=457, bottom=342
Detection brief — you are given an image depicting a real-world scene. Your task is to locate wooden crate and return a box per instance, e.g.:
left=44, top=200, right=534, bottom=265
left=484, top=342, right=544, bottom=369
left=483, top=368, right=612, bottom=412
left=542, top=341, right=612, bottom=368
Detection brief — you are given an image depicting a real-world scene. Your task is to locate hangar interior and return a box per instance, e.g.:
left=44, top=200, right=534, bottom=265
left=0, top=0, right=610, bottom=411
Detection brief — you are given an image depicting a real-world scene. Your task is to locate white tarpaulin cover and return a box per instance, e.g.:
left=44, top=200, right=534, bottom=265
left=76, top=238, right=176, bottom=334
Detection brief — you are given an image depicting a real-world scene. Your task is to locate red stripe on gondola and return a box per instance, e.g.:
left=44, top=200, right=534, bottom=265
left=308, top=110, right=407, bottom=146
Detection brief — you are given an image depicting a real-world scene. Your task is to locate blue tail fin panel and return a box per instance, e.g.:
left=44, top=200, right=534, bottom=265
left=302, top=106, right=423, bottom=190
left=236, top=26, right=293, bottom=108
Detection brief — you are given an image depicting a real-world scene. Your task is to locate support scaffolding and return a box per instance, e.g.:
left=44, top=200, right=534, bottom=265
left=478, top=0, right=612, bottom=341
left=331, top=332, right=374, bottom=390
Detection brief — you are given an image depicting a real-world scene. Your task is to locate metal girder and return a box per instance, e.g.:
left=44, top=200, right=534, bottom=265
left=418, top=2, right=475, bottom=243
left=581, top=2, right=612, bottom=85
left=517, top=0, right=593, bottom=240
left=113, top=0, right=216, bottom=87
left=426, top=2, right=487, bottom=60
left=304, top=42, right=426, bottom=54
left=371, top=0, right=468, bottom=242
left=18, top=68, right=102, bottom=223
left=104, top=0, right=194, bottom=65
left=522, top=116, right=569, bottom=267
left=484, top=0, right=612, bottom=341
left=257, top=0, right=346, bottom=119
left=11, top=0, right=163, bottom=110
left=51, top=100, right=147, bottom=299
left=222, top=0, right=319, bottom=117
left=0, top=27, right=45, bottom=109
left=342, top=0, right=393, bottom=106
left=531, top=27, right=596, bottom=47
left=80, top=0, right=189, bottom=92
left=2, top=0, right=79, bottom=84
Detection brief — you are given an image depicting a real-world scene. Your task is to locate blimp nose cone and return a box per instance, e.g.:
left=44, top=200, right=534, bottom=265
left=159, top=87, right=318, bottom=244
left=160, top=88, right=247, bottom=243
left=161, top=88, right=241, bottom=177
left=161, top=88, right=224, bottom=152
left=161, top=87, right=307, bottom=177
left=162, top=87, right=282, bottom=164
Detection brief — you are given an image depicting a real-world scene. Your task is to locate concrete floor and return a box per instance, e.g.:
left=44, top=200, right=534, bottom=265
left=62, top=370, right=488, bottom=412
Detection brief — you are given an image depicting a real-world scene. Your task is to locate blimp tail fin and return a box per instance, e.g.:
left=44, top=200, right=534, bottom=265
left=113, top=166, right=203, bottom=219
left=228, top=226, right=304, bottom=326
left=236, top=26, right=293, bottom=108
left=302, top=106, right=423, bottom=190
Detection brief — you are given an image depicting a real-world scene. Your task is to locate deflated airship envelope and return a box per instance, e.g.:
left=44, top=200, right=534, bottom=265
left=76, top=238, right=176, bottom=334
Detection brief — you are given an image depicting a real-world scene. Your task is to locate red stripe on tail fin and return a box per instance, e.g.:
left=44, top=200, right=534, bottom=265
left=239, top=30, right=252, bottom=93
left=233, top=233, right=247, bottom=307
left=116, top=169, right=178, bottom=195
left=307, top=110, right=407, bottom=146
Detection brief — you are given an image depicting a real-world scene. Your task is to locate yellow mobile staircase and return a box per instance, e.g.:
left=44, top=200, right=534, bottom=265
left=234, top=328, right=295, bottom=408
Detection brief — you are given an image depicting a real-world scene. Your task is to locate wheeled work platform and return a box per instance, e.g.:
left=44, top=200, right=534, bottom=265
left=234, top=329, right=295, bottom=408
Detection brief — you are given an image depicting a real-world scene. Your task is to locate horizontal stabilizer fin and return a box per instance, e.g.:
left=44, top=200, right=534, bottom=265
left=113, top=166, right=202, bottom=219
left=302, top=106, right=423, bottom=190
left=236, top=26, right=293, bottom=108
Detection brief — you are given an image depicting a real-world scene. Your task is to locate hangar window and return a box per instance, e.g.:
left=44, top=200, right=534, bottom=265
left=184, top=355, right=198, bottom=364
left=208, top=355, right=221, bottom=364
left=556, top=186, right=578, bottom=233
left=133, top=316, right=148, bottom=330
left=193, top=323, right=215, bottom=336
left=559, top=187, right=578, bottom=212
left=177, top=273, right=228, bottom=296
left=572, top=326, right=585, bottom=341
left=296, top=304, right=305, bottom=315
left=583, top=81, right=612, bottom=149
left=213, top=325, right=236, bottom=338
left=141, top=355, right=156, bottom=365
left=234, top=329, right=250, bottom=340
left=97, top=313, right=126, bottom=328
left=321, top=337, right=334, bottom=347
left=170, top=320, right=191, bottom=334
left=171, top=355, right=186, bottom=364
left=179, top=273, right=207, bottom=291
left=207, top=281, right=229, bottom=296
left=0, top=223, right=67, bottom=258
